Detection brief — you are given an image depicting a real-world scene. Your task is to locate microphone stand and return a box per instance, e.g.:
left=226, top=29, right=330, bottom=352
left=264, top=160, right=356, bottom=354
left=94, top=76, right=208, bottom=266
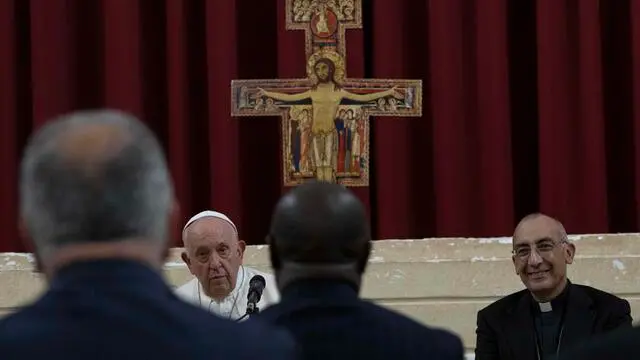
left=235, top=302, right=260, bottom=322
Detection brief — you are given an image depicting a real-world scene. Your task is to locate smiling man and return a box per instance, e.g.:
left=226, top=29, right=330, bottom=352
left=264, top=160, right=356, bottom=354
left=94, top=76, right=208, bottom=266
left=474, top=213, right=632, bottom=360
left=175, top=211, right=279, bottom=321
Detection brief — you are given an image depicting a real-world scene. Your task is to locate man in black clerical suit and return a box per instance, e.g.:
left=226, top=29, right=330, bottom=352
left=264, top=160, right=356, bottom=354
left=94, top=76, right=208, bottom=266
left=475, top=213, right=632, bottom=360
left=253, top=182, right=464, bottom=360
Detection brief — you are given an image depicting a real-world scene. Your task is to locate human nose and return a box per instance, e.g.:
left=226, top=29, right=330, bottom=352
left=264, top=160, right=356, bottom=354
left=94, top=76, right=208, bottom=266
left=208, top=253, right=222, bottom=269
left=527, top=248, right=543, bottom=266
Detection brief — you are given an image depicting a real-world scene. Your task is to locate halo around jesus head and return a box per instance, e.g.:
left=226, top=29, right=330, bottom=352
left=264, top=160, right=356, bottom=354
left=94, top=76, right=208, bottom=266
left=307, top=49, right=346, bottom=85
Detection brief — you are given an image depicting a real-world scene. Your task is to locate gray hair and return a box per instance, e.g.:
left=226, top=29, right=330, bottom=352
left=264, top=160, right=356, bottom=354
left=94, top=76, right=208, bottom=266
left=19, top=109, right=174, bottom=257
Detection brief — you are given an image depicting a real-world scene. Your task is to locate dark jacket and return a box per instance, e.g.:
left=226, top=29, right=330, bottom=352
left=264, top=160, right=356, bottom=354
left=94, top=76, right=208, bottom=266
left=0, top=259, right=296, bottom=359
left=475, top=282, right=632, bottom=360
left=558, top=325, right=640, bottom=360
left=254, top=279, right=465, bottom=360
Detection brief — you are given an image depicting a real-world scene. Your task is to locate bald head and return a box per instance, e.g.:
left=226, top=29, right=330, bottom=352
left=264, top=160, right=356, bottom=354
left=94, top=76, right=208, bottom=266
left=20, top=109, right=173, bottom=258
left=269, top=182, right=370, bottom=264
left=514, top=213, right=568, bottom=244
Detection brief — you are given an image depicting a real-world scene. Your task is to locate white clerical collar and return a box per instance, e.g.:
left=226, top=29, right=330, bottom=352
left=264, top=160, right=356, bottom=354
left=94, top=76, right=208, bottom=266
left=538, top=302, right=553, bottom=313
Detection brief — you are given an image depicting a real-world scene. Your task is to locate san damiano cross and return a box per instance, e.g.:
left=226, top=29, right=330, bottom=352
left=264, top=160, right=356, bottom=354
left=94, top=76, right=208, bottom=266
left=231, top=0, right=422, bottom=187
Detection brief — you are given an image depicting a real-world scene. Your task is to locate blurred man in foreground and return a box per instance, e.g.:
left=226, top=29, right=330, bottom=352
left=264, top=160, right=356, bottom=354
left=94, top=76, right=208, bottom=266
left=176, top=210, right=279, bottom=320
left=254, top=182, right=464, bottom=360
left=0, top=110, right=295, bottom=359
left=559, top=325, right=640, bottom=359
left=475, top=213, right=631, bottom=360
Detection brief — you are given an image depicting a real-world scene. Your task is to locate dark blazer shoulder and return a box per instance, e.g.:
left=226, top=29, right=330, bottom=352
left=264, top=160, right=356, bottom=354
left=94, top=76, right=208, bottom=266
left=478, top=288, right=529, bottom=318
left=560, top=326, right=640, bottom=360
left=572, top=283, right=632, bottom=329
left=361, top=299, right=452, bottom=332
left=0, top=288, right=296, bottom=359
left=572, top=284, right=628, bottom=306
left=259, top=296, right=463, bottom=357
left=478, top=284, right=628, bottom=315
left=360, top=300, right=464, bottom=356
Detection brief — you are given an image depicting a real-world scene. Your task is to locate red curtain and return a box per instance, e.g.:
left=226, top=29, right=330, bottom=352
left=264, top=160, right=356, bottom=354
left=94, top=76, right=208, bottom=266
left=1, top=0, right=640, bottom=252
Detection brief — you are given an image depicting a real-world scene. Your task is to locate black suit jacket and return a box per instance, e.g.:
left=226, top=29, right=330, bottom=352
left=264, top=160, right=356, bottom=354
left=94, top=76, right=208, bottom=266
left=0, top=259, right=296, bottom=360
left=475, top=282, right=632, bottom=360
left=559, top=325, right=640, bottom=360
left=253, top=279, right=465, bottom=360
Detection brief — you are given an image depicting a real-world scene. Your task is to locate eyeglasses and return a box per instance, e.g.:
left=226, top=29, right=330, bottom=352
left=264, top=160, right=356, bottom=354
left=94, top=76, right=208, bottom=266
left=512, top=240, right=565, bottom=260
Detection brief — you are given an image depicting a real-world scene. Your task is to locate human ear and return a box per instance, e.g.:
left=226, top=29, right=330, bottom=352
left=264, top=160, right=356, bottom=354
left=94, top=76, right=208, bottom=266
left=564, top=243, right=576, bottom=264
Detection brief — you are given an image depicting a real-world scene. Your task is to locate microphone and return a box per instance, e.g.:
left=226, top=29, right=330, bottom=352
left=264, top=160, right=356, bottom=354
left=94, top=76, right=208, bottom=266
left=246, top=275, right=266, bottom=316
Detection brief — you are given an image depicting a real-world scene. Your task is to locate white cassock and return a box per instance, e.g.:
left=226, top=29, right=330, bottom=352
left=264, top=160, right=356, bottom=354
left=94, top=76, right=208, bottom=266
left=175, top=265, right=280, bottom=321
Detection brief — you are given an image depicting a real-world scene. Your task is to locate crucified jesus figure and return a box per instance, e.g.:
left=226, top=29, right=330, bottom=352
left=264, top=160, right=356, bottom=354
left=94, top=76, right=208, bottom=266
left=257, top=57, right=402, bottom=182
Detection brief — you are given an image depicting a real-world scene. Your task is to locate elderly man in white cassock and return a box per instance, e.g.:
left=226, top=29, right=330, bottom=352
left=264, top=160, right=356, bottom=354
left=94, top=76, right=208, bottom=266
left=175, top=211, right=279, bottom=320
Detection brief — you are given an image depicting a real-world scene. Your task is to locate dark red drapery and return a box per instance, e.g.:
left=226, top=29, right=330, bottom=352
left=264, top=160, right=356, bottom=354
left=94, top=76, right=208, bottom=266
left=1, top=0, right=640, bottom=251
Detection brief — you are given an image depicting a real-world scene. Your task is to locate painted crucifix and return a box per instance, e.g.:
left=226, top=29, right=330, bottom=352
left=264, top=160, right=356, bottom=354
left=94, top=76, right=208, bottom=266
left=231, top=0, right=422, bottom=187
